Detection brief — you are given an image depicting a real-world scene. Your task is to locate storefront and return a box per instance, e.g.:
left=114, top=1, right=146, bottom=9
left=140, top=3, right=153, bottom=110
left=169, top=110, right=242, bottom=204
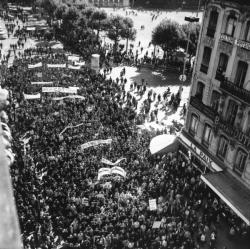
left=177, top=131, right=223, bottom=173
left=178, top=131, right=250, bottom=225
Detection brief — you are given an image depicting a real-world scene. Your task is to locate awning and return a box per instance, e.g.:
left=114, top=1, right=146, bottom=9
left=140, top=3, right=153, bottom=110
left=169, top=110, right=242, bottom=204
left=149, top=134, right=179, bottom=155
left=201, top=172, right=250, bottom=225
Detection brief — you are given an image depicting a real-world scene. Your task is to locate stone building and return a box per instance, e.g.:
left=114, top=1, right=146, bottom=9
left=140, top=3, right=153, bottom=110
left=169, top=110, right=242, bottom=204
left=179, top=0, right=250, bottom=225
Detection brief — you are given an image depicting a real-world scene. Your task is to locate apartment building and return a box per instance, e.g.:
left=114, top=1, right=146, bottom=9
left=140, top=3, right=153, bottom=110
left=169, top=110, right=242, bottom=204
left=179, top=0, right=250, bottom=225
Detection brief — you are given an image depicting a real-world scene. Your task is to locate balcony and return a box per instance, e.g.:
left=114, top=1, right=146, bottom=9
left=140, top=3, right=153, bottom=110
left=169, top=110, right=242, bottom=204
left=220, top=33, right=235, bottom=45
left=220, top=79, right=250, bottom=104
left=190, top=96, right=218, bottom=121
left=236, top=39, right=250, bottom=51
left=214, top=117, right=250, bottom=151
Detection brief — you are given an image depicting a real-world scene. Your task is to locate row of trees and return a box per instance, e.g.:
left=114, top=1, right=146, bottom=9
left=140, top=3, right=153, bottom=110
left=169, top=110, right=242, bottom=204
left=34, top=0, right=136, bottom=57
left=5, top=0, right=200, bottom=63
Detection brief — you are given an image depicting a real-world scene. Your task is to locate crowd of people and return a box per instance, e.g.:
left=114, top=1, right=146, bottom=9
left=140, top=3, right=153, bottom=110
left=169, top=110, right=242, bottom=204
left=0, top=4, right=249, bottom=249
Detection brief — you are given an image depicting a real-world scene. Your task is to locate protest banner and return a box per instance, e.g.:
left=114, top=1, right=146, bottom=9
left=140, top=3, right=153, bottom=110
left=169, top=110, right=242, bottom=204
left=101, top=157, right=126, bottom=166
left=152, top=221, right=161, bottom=229
left=98, top=168, right=111, bottom=180
left=68, top=55, right=80, bottom=62
left=23, top=93, right=41, bottom=100
left=28, top=62, right=42, bottom=69
left=149, top=199, right=157, bottom=211
left=80, top=139, right=112, bottom=150
left=68, top=65, right=81, bottom=70
left=110, top=166, right=126, bottom=178
left=42, top=87, right=77, bottom=94
left=75, top=61, right=85, bottom=66
left=31, top=81, right=53, bottom=85
left=59, top=123, right=85, bottom=136
left=97, top=166, right=126, bottom=180
left=47, top=64, right=66, bottom=68
left=52, top=95, right=85, bottom=101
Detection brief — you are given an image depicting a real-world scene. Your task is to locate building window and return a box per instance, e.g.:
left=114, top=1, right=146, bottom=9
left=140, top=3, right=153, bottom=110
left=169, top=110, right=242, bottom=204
left=195, top=81, right=205, bottom=101
left=244, top=21, right=250, bottom=41
left=217, top=136, right=228, bottom=159
left=215, top=53, right=228, bottom=80
left=225, top=15, right=237, bottom=37
left=189, top=114, right=199, bottom=136
left=210, top=90, right=220, bottom=112
left=202, top=124, right=212, bottom=147
left=234, top=61, right=248, bottom=88
left=234, top=149, right=247, bottom=175
left=207, top=10, right=218, bottom=38
left=225, top=100, right=238, bottom=126
left=200, top=47, right=212, bottom=74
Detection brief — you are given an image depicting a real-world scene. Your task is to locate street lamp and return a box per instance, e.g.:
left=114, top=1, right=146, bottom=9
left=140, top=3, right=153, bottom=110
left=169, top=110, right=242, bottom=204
left=179, top=16, right=199, bottom=96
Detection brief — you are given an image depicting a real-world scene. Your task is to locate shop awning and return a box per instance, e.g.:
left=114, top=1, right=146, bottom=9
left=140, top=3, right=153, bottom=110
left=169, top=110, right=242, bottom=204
left=201, top=172, right=250, bottom=225
left=149, top=134, right=179, bottom=155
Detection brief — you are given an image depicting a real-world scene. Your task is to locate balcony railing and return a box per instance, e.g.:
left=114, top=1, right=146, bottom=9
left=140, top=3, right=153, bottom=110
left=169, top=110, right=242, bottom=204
left=190, top=96, right=218, bottom=121
left=220, top=33, right=235, bottom=45
left=214, top=117, right=250, bottom=151
left=236, top=39, right=250, bottom=51
left=220, top=79, right=250, bottom=104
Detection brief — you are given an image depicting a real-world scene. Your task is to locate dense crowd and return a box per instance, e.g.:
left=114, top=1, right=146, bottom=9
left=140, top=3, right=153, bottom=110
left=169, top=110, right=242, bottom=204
left=0, top=5, right=249, bottom=249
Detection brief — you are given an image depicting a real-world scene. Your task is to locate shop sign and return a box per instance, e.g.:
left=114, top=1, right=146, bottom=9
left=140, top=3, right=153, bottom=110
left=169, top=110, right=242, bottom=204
left=190, top=143, right=213, bottom=167
left=178, top=133, right=223, bottom=172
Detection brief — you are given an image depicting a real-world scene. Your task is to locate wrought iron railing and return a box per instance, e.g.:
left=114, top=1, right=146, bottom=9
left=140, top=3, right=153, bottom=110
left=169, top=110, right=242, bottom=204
left=220, top=78, right=250, bottom=104
left=190, top=96, right=218, bottom=121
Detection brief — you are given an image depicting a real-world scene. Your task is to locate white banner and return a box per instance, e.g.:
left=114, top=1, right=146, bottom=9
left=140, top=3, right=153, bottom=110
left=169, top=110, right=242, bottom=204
left=101, top=158, right=126, bottom=166
left=68, top=65, right=81, bottom=70
left=24, top=93, right=41, bottom=100
left=52, top=95, right=85, bottom=101
left=68, top=55, right=80, bottom=62
left=47, top=64, right=66, bottom=68
left=97, top=166, right=126, bottom=180
left=31, top=81, right=53, bottom=85
left=149, top=199, right=157, bottom=211
left=111, top=166, right=126, bottom=178
left=59, top=123, right=85, bottom=135
left=75, top=61, right=85, bottom=66
left=81, top=139, right=112, bottom=150
left=28, top=62, right=42, bottom=69
left=42, top=87, right=77, bottom=94
left=97, top=168, right=111, bottom=180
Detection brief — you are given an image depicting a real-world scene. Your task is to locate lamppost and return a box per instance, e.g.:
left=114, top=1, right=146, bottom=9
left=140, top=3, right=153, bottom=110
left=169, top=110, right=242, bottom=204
left=178, top=0, right=201, bottom=98
left=178, top=16, right=199, bottom=97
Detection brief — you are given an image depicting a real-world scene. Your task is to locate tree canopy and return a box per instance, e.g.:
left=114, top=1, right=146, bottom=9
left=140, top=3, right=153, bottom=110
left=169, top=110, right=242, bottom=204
left=179, top=22, right=200, bottom=56
left=152, top=19, right=184, bottom=53
left=106, top=15, right=136, bottom=53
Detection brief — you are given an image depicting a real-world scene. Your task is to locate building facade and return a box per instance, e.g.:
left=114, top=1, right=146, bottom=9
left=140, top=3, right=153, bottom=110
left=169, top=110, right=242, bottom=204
left=179, top=0, right=250, bottom=225
left=71, top=0, right=130, bottom=7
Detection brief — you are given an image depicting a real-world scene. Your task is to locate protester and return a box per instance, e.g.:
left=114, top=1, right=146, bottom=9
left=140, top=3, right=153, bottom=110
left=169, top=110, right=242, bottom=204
left=0, top=5, right=249, bottom=249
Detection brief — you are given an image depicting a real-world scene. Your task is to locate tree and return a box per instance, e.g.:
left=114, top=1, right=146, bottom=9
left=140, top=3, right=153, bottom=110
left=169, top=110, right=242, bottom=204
left=106, top=16, right=136, bottom=53
left=122, top=28, right=137, bottom=53
left=91, top=10, right=107, bottom=39
left=152, top=19, right=184, bottom=55
left=179, top=23, right=200, bottom=57
left=54, top=4, right=68, bottom=20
